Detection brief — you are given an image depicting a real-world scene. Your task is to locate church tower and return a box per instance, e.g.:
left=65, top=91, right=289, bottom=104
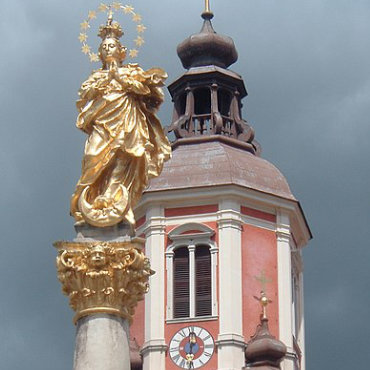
left=131, top=5, right=311, bottom=370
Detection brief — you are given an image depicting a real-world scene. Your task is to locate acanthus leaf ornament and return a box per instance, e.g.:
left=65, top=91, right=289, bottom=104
left=54, top=240, right=154, bottom=324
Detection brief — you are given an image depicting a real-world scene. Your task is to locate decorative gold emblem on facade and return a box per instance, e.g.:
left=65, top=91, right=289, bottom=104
left=71, top=7, right=171, bottom=227
left=54, top=241, right=154, bottom=323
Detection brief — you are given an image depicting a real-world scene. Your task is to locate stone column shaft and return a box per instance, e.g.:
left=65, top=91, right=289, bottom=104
left=74, top=315, right=130, bottom=370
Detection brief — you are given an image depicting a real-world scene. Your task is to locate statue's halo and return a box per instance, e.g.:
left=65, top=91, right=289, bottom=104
left=79, top=2, right=146, bottom=63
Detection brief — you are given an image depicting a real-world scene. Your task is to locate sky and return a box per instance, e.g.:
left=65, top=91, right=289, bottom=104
left=0, top=0, right=369, bottom=369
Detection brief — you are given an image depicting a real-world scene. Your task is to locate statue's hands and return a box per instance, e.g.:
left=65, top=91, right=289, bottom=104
left=108, top=63, right=120, bottom=81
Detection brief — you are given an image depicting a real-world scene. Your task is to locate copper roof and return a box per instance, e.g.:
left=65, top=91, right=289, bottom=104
left=177, top=12, right=238, bottom=70
left=244, top=317, right=287, bottom=369
left=146, top=138, right=296, bottom=201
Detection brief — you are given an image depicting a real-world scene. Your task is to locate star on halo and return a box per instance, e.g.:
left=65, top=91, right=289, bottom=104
left=90, top=53, right=100, bottom=62
left=134, top=36, right=144, bottom=46
left=78, top=33, right=88, bottom=42
left=98, top=3, right=109, bottom=12
left=129, top=49, right=139, bottom=58
left=88, top=11, right=97, bottom=20
left=82, top=44, right=91, bottom=54
left=132, top=13, right=142, bottom=22
left=80, top=21, right=89, bottom=30
left=137, top=24, right=146, bottom=33
left=112, top=2, right=122, bottom=10
left=123, top=5, right=134, bottom=14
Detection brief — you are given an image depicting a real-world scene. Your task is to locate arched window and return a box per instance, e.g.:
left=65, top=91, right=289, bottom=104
left=166, top=223, right=218, bottom=321
left=194, top=88, right=211, bottom=115
left=217, top=89, right=232, bottom=116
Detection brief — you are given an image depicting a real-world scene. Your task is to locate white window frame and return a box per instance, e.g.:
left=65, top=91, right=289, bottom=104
left=166, top=223, right=218, bottom=322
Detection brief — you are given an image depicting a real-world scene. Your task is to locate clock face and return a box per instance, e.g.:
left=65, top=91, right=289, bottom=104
left=169, top=326, right=215, bottom=369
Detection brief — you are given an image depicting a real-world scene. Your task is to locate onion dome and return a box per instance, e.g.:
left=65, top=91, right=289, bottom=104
left=177, top=11, right=238, bottom=69
left=244, top=292, right=287, bottom=369
left=245, top=318, right=287, bottom=369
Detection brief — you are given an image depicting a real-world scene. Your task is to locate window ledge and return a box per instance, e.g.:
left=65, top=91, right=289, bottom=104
left=166, top=315, right=218, bottom=324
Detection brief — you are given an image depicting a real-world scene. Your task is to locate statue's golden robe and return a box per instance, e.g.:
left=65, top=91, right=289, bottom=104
left=71, top=64, right=171, bottom=225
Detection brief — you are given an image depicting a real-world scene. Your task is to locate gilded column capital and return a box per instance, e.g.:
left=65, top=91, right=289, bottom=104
left=54, top=240, right=154, bottom=324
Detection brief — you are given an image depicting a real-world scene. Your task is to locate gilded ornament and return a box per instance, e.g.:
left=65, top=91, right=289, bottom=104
left=99, top=3, right=109, bottom=13
left=134, top=36, right=144, bottom=46
left=79, top=4, right=146, bottom=62
left=80, top=21, right=89, bottom=30
left=54, top=240, right=154, bottom=323
left=78, top=33, right=88, bottom=42
left=88, top=10, right=97, bottom=20
left=132, top=13, right=142, bottom=22
left=129, top=49, right=138, bottom=58
left=123, top=5, right=134, bottom=14
left=71, top=7, right=171, bottom=227
left=137, top=24, right=146, bottom=33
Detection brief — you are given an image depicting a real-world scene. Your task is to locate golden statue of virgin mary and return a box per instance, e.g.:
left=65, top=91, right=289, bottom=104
left=70, top=14, right=171, bottom=227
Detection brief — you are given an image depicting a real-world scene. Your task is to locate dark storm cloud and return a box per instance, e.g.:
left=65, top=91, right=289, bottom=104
left=0, top=1, right=369, bottom=369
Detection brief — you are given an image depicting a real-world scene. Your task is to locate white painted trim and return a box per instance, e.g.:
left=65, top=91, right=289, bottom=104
left=165, top=250, right=174, bottom=320
left=298, top=272, right=306, bottom=370
left=188, top=244, right=196, bottom=318
left=276, top=210, right=293, bottom=350
left=217, top=199, right=245, bottom=369
left=210, top=245, right=218, bottom=316
left=166, top=315, right=218, bottom=324
left=143, top=205, right=166, bottom=370
left=216, top=333, right=246, bottom=349
left=168, top=222, right=215, bottom=237
left=138, top=184, right=311, bottom=248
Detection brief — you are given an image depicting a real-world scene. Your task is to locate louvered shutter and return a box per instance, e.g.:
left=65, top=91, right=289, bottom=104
left=195, top=245, right=212, bottom=316
left=173, top=247, right=190, bottom=318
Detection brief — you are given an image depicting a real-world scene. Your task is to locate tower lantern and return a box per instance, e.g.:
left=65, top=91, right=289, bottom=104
left=132, top=5, right=311, bottom=370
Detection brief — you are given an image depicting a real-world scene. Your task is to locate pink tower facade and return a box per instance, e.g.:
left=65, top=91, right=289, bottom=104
left=130, top=10, right=311, bottom=370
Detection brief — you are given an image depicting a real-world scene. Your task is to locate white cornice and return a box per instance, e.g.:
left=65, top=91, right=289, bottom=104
left=137, top=184, right=311, bottom=248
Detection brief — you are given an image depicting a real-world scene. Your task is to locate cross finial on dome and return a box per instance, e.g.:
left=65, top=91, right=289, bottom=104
left=254, top=291, right=272, bottom=320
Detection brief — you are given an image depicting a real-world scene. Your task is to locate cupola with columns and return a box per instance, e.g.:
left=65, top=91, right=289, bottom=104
left=166, top=3, right=259, bottom=154
left=130, top=2, right=311, bottom=370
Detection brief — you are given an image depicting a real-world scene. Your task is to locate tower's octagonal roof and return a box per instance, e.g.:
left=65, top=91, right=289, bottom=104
left=146, top=139, right=296, bottom=201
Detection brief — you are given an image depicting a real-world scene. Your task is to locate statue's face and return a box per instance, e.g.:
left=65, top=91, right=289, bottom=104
left=100, top=38, right=121, bottom=63
left=90, top=246, right=107, bottom=268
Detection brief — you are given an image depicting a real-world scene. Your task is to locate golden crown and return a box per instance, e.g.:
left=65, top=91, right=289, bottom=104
left=98, top=11, right=124, bottom=40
